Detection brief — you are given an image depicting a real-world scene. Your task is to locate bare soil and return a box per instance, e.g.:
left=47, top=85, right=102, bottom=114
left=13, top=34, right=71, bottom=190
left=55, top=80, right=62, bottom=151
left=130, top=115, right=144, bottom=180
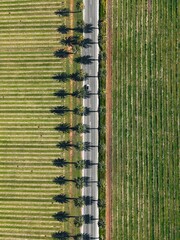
left=148, top=0, right=152, bottom=13
left=106, top=0, right=113, bottom=239
left=69, top=0, right=74, bottom=201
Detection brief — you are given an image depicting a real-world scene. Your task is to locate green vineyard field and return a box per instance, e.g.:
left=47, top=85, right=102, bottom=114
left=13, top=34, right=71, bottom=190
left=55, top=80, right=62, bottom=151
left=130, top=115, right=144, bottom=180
left=0, top=0, right=82, bottom=239
left=112, top=1, right=179, bottom=239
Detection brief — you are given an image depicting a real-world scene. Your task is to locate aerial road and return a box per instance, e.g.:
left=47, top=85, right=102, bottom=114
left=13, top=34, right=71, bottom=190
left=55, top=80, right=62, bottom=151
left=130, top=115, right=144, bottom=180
left=82, top=0, right=99, bottom=238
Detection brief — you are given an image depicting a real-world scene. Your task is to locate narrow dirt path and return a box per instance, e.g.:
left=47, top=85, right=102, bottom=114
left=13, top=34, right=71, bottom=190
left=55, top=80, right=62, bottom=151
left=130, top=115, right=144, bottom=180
left=106, top=0, right=113, bottom=238
left=148, top=0, right=152, bottom=14
left=69, top=0, right=74, bottom=204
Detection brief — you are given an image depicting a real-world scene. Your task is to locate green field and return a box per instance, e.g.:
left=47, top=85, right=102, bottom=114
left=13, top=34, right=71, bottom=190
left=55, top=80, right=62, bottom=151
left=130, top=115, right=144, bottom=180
left=0, top=0, right=82, bottom=239
left=112, top=1, right=179, bottom=240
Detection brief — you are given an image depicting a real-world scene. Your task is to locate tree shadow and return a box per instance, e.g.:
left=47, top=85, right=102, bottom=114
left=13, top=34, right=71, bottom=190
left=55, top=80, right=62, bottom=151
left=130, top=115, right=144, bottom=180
left=83, top=176, right=90, bottom=187
left=52, top=158, right=69, bottom=167
left=83, top=23, right=95, bottom=33
left=52, top=232, right=97, bottom=240
left=54, top=88, right=90, bottom=99
left=52, top=231, right=70, bottom=239
left=83, top=214, right=93, bottom=224
left=54, top=89, right=70, bottom=98
left=53, top=70, right=88, bottom=82
left=57, top=22, right=97, bottom=34
left=54, top=123, right=70, bottom=133
left=51, top=106, right=92, bottom=116
left=51, top=106, right=71, bottom=115
left=61, top=35, right=80, bottom=46
left=53, top=211, right=71, bottom=222
left=84, top=160, right=98, bottom=168
left=54, top=49, right=73, bottom=58
left=57, top=25, right=70, bottom=34
left=83, top=195, right=94, bottom=205
left=53, top=194, right=69, bottom=204
left=56, top=141, right=75, bottom=150
left=83, top=142, right=91, bottom=151
left=52, top=72, right=70, bottom=82
left=53, top=176, right=73, bottom=185
left=87, top=75, right=98, bottom=78
left=80, top=38, right=94, bottom=48
left=55, top=8, right=81, bottom=17
left=74, top=55, right=93, bottom=65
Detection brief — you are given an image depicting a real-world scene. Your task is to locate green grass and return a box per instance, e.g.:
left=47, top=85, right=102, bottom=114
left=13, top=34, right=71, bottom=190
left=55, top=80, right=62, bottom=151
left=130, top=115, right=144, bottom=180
left=98, top=0, right=106, bottom=239
left=112, top=0, right=179, bottom=239
left=0, top=0, right=83, bottom=239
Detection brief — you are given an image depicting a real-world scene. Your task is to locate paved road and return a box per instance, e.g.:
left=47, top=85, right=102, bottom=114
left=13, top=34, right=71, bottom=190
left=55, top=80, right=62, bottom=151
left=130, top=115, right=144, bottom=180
left=82, top=0, right=99, bottom=238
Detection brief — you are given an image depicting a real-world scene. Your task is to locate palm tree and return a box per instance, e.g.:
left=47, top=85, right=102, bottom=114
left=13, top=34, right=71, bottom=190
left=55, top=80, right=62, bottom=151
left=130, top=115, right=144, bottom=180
left=54, top=176, right=87, bottom=188
left=73, top=233, right=82, bottom=240
left=61, top=36, right=80, bottom=46
left=74, top=177, right=85, bottom=189
left=72, top=87, right=89, bottom=99
left=74, top=160, right=85, bottom=169
left=54, top=49, right=73, bottom=58
left=53, top=211, right=69, bottom=222
left=76, top=0, right=84, bottom=11
left=53, top=194, right=69, bottom=204
left=73, top=141, right=91, bottom=151
left=73, top=123, right=89, bottom=133
left=75, top=20, right=85, bottom=32
left=71, top=69, right=88, bottom=81
left=53, top=158, right=85, bottom=169
left=74, top=216, right=84, bottom=227
left=73, top=196, right=84, bottom=207
left=54, top=194, right=88, bottom=206
left=75, top=142, right=84, bottom=151
left=55, top=123, right=70, bottom=133
left=51, top=106, right=70, bottom=115
left=53, top=72, right=70, bottom=82
left=81, top=233, right=91, bottom=240
left=75, top=21, right=94, bottom=33
left=73, top=105, right=90, bottom=116
left=52, top=231, right=70, bottom=239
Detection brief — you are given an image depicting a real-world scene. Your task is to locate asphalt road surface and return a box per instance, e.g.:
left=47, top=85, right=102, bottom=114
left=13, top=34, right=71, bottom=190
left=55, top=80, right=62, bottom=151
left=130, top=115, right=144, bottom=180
left=82, top=0, right=99, bottom=239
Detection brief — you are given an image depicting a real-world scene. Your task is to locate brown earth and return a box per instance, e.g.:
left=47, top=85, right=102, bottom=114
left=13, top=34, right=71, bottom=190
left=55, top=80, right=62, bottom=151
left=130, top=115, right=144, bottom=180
left=106, top=0, right=113, bottom=239
left=148, top=0, right=152, bottom=13
left=69, top=0, right=74, bottom=201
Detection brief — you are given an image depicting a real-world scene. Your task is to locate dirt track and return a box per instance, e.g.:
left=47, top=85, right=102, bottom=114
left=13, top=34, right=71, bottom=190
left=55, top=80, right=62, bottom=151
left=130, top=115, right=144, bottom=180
left=106, top=0, right=113, bottom=238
